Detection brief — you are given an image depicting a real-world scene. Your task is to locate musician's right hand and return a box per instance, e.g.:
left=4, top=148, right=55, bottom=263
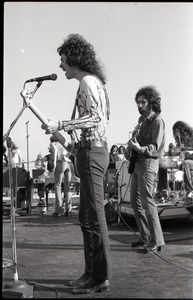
left=128, top=138, right=141, bottom=152
left=41, top=118, right=59, bottom=134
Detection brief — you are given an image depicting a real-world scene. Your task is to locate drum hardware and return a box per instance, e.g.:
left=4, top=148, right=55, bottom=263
left=156, top=151, right=191, bottom=203
left=156, top=160, right=190, bottom=204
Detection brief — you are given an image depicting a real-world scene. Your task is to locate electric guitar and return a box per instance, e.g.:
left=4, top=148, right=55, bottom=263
left=20, top=88, right=79, bottom=177
left=125, top=121, right=143, bottom=174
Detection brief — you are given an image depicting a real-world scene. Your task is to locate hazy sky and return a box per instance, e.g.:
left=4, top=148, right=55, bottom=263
left=3, top=2, right=193, bottom=165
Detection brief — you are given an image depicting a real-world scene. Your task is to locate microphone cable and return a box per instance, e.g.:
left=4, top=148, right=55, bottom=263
left=2, top=241, right=59, bottom=298
left=106, top=197, right=193, bottom=273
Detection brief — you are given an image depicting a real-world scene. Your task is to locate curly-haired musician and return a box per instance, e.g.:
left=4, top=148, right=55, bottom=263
left=41, top=34, right=111, bottom=294
left=127, top=85, right=165, bottom=253
left=172, top=121, right=193, bottom=191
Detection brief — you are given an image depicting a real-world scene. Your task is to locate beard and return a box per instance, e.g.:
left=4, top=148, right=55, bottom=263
left=138, top=108, right=146, bottom=115
left=138, top=107, right=151, bottom=116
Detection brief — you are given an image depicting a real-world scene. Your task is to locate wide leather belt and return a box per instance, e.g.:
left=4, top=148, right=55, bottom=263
left=75, top=140, right=107, bottom=150
left=137, top=155, right=158, bottom=160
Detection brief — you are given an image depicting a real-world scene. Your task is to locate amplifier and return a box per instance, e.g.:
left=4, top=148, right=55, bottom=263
left=32, top=169, right=44, bottom=178
left=3, top=167, right=28, bottom=187
left=33, top=178, right=45, bottom=184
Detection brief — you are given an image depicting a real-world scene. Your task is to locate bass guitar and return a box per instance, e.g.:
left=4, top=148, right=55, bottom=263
left=20, top=87, right=79, bottom=177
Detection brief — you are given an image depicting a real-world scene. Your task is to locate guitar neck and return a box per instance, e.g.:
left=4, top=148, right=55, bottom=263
left=27, top=100, right=69, bottom=150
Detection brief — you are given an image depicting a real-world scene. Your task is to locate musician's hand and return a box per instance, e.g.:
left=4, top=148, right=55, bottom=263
left=41, top=118, right=59, bottom=134
left=128, top=138, right=141, bottom=152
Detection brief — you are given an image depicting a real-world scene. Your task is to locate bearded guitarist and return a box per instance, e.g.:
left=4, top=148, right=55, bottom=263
left=128, top=85, right=165, bottom=254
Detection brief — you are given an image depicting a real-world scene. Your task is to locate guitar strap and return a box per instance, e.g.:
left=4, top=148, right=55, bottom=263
left=71, top=93, right=78, bottom=120
left=103, top=85, right=110, bottom=121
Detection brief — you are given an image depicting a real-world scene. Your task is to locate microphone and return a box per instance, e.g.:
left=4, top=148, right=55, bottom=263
left=26, top=73, right=57, bottom=83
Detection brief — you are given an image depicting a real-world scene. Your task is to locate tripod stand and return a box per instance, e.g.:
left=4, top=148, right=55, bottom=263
left=2, top=81, right=42, bottom=297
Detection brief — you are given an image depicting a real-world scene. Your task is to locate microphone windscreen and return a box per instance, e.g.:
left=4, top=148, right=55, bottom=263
left=51, top=74, right=57, bottom=81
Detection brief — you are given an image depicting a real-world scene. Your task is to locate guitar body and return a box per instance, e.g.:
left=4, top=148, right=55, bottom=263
left=128, top=150, right=138, bottom=174
left=126, top=120, right=144, bottom=174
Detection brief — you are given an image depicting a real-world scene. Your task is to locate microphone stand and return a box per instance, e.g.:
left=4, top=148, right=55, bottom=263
left=3, top=138, right=33, bottom=298
left=3, top=81, right=42, bottom=143
left=2, top=82, right=43, bottom=298
left=3, top=106, right=26, bottom=143
left=113, top=159, right=127, bottom=223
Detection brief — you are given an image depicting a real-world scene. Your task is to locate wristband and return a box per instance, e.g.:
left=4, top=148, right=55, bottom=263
left=140, top=146, right=144, bottom=153
left=58, top=121, right=63, bottom=131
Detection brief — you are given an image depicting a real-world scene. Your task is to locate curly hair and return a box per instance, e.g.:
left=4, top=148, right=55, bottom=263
left=135, top=85, right=161, bottom=114
left=172, top=121, right=193, bottom=147
left=57, top=34, right=106, bottom=84
left=110, top=144, right=118, bottom=153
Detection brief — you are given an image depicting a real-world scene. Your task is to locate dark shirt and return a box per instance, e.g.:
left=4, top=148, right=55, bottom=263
left=137, top=112, right=165, bottom=159
left=109, top=153, right=119, bottom=163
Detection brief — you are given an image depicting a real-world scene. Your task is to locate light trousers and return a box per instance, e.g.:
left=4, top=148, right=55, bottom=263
left=130, top=157, right=165, bottom=247
left=54, top=160, right=72, bottom=212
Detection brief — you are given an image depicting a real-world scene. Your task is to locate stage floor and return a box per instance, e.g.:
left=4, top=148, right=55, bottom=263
left=2, top=196, right=193, bottom=299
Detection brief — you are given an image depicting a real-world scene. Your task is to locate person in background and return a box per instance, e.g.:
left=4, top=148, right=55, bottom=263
left=172, top=121, right=193, bottom=191
left=128, top=85, right=165, bottom=253
left=165, top=143, right=175, bottom=157
left=157, top=143, right=177, bottom=199
left=109, top=144, right=118, bottom=168
left=43, top=147, right=55, bottom=173
left=34, top=152, right=47, bottom=209
left=50, top=135, right=72, bottom=217
left=117, top=145, right=127, bottom=162
left=10, top=141, right=23, bottom=168
left=109, top=144, right=118, bottom=162
left=41, top=33, right=111, bottom=294
left=3, top=144, right=8, bottom=166
left=35, top=153, right=46, bottom=169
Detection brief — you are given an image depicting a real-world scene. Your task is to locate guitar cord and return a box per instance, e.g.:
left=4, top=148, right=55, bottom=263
left=106, top=196, right=193, bottom=273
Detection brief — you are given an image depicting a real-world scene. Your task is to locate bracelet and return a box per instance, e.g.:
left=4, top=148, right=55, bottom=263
left=140, top=146, right=144, bottom=154
left=58, top=121, right=63, bottom=131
